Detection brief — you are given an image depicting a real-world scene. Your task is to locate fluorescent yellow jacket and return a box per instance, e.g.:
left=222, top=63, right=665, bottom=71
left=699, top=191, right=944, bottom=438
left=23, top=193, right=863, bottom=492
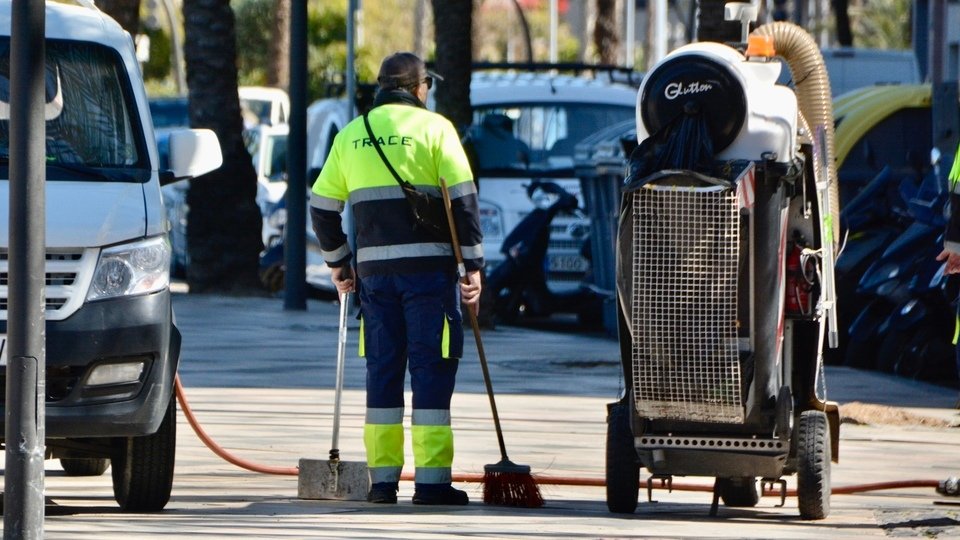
left=310, top=99, right=483, bottom=277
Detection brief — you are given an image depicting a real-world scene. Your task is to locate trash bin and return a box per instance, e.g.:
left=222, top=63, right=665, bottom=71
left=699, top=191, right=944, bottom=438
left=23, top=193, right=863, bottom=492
left=574, top=119, right=637, bottom=336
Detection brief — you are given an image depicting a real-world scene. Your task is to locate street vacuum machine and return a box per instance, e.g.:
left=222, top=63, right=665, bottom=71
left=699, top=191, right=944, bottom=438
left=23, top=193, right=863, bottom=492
left=606, top=5, right=841, bottom=520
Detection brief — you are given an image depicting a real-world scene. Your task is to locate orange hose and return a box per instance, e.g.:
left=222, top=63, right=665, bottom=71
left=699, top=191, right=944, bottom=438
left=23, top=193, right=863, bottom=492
left=174, top=375, right=298, bottom=476
left=174, top=377, right=949, bottom=496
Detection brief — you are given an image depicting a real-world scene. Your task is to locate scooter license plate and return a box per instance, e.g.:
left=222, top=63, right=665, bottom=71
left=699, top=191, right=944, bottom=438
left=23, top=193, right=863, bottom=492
left=548, top=254, right=589, bottom=273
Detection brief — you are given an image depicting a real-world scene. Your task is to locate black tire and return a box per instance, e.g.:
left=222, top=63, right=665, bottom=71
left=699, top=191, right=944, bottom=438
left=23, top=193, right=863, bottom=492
left=112, top=396, right=177, bottom=512
left=259, top=261, right=285, bottom=293
left=60, top=457, right=109, bottom=477
left=796, top=410, right=831, bottom=520
left=716, top=477, right=759, bottom=507
left=605, top=400, right=640, bottom=513
left=876, top=330, right=909, bottom=374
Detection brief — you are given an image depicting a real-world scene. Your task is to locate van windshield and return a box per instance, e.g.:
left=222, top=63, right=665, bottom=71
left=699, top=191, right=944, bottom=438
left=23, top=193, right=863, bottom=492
left=466, top=103, right=634, bottom=174
left=0, top=37, right=143, bottom=174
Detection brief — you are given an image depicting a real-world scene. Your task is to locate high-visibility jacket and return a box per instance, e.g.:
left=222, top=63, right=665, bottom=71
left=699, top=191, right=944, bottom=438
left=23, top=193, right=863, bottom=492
left=947, top=142, right=960, bottom=253
left=310, top=102, right=483, bottom=277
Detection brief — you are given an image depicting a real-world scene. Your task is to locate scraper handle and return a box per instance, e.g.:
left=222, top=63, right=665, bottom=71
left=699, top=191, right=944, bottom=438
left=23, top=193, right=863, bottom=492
left=330, top=291, right=350, bottom=460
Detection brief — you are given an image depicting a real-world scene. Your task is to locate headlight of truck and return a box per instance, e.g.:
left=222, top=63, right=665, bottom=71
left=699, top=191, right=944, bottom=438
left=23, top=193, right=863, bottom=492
left=87, top=236, right=171, bottom=301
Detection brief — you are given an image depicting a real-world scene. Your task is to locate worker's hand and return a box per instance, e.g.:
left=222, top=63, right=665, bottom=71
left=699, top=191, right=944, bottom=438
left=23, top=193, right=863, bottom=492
left=460, top=270, right=482, bottom=315
left=937, top=249, right=960, bottom=275
left=331, top=265, right=355, bottom=293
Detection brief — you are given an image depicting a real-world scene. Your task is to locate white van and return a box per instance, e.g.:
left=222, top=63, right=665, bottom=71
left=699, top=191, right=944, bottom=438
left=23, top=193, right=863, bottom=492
left=239, top=85, right=290, bottom=127
left=0, top=0, right=222, bottom=511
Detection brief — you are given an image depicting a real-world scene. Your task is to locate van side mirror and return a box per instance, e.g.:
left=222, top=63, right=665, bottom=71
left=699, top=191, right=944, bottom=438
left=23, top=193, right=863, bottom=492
left=167, top=128, right=223, bottom=180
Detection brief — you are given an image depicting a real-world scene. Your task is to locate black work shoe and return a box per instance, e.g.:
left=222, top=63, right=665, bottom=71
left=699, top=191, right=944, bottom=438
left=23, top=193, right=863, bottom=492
left=367, top=483, right=398, bottom=504
left=412, top=486, right=469, bottom=506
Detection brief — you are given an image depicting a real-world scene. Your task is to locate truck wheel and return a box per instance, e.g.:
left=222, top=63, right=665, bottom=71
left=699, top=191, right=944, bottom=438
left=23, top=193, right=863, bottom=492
left=796, top=410, right=831, bottom=520
left=716, top=477, right=759, bottom=507
left=605, top=400, right=640, bottom=513
left=112, top=396, right=176, bottom=512
left=60, top=457, right=109, bottom=477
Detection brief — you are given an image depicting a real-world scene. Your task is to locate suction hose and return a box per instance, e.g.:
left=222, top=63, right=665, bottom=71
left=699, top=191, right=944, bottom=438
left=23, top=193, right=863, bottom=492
left=174, top=376, right=956, bottom=497
left=751, top=21, right=841, bottom=245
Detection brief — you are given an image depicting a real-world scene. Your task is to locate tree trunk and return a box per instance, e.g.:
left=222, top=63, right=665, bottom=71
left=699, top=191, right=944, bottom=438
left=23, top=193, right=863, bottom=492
left=268, top=0, right=291, bottom=89
left=696, top=0, right=742, bottom=43
left=98, top=0, right=141, bottom=37
left=594, top=0, right=619, bottom=65
left=832, top=0, right=853, bottom=46
left=183, top=0, right=264, bottom=294
left=431, top=0, right=473, bottom=131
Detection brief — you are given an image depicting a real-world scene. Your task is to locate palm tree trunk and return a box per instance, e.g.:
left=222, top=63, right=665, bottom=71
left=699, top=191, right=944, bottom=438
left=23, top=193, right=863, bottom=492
left=594, top=0, right=619, bottom=65
left=697, top=0, right=742, bottom=43
left=183, top=0, right=264, bottom=294
left=431, top=0, right=473, bottom=131
left=268, top=0, right=291, bottom=89
left=98, top=0, right=141, bottom=37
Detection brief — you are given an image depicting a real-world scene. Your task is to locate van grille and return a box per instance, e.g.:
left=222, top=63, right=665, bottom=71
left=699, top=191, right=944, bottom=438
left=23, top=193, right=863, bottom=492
left=0, top=249, right=91, bottom=319
left=630, top=183, right=743, bottom=424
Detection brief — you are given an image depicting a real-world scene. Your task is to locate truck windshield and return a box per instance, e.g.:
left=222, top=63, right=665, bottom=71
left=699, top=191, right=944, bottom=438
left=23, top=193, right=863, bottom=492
left=467, top=103, right=633, bottom=174
left=0, top=37, right=143, bottom=173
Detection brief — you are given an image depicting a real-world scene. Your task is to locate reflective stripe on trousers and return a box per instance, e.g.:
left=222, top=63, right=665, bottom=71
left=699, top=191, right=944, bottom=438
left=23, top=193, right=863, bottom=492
left=358, top=271, right=463, bottom=487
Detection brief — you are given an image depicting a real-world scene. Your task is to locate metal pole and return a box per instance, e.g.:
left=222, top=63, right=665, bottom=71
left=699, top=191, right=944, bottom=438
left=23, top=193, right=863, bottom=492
left=284, top=0, right=307, bottom=310
left=652, top=0, right=667, bottom=65
left=5, top=0, right=47, bottom=537
left=550, top=0, right=558, bottom=63
left=346, top=0, right=357, bottom=119
left=625, top=0, right=635, bottom=68
left=413, top=0, right=425, bottom=57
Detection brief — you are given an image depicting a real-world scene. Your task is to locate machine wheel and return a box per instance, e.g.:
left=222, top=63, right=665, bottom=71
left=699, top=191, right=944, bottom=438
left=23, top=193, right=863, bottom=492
left=111, top=396, right=177, bottom=512
left=716, top=477, right=760, bottom=507
left=605, top=400, right=640, bottom=514
left=796, top=410, right=831, bottom=520
left=60, top=457, right=109, bottom=477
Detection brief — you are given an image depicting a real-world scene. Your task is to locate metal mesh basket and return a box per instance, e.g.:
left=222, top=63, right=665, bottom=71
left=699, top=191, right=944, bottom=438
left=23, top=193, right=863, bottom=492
left=631, top=181, right=743, bottom=423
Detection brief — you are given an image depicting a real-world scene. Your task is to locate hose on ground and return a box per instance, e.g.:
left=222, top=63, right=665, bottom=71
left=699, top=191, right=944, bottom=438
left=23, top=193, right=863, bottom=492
left=174, top=376, right=953, bottom=497
left=175, top=375, right=298, bottom=476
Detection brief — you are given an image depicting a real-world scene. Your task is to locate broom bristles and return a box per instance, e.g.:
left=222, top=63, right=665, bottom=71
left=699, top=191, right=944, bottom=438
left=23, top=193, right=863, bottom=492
left=483, top=463, right=544, bottom=508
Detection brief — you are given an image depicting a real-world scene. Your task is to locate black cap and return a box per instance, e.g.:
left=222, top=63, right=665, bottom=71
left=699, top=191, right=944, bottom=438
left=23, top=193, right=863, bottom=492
left=377, top=52, right=442, bottom=91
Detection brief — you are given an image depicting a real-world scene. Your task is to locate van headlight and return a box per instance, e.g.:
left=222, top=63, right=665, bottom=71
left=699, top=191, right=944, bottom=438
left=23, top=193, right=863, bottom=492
left=87, top=236, right=171, bottom=301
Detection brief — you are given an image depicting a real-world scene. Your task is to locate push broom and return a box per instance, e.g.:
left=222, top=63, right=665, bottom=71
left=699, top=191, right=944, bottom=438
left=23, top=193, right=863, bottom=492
left=439, top=177, right=544, bottom=508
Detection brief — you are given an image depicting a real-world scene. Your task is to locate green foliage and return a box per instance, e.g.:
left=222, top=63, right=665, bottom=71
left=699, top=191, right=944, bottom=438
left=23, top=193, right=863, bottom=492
left=849, top=0, right=911, bottom=49
left=233, top=0, right=272, bottom=86
left=142, top=27, right=173, bottom=82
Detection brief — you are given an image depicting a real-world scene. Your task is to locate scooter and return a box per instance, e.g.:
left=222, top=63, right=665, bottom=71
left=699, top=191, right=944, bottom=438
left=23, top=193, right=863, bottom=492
left=484, top=180, right=608, bottom=328
left=843, top=167, right=952, bottom=375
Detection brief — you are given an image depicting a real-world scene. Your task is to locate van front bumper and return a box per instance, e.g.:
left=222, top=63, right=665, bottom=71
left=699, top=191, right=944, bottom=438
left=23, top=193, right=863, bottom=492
left=0, top=289, right=180, bottom=439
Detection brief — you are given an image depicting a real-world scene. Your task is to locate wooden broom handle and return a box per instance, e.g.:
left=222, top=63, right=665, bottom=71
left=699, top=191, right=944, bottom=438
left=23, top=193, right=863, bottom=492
left=439, top=177, right=510, bottom=462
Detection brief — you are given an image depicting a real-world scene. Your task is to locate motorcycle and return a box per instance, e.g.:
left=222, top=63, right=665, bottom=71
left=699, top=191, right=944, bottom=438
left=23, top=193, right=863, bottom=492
left=843, top=166, right=956, bottom=382
left=484, top=180, right=609, bottom=328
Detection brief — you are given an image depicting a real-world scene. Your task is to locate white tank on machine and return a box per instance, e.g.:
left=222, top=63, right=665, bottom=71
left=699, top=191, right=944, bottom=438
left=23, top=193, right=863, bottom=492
left=635, top=40, right=799, bottom=164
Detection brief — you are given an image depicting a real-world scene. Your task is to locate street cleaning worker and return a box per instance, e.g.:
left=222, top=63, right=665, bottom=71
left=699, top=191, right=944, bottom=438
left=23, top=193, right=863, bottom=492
left=935, top=140, right=960, bottom=392
left=310, top=52, right=483, bottom=506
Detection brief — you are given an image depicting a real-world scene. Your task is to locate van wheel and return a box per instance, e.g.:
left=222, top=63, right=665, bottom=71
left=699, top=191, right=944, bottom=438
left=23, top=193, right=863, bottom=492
left=60, top=457, right=109, bottom=477
left=605, top=400, right=640, bottom=513
left=796, top=410, right=831, bottom=520
left=112, top=396, right=177, bottom=512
